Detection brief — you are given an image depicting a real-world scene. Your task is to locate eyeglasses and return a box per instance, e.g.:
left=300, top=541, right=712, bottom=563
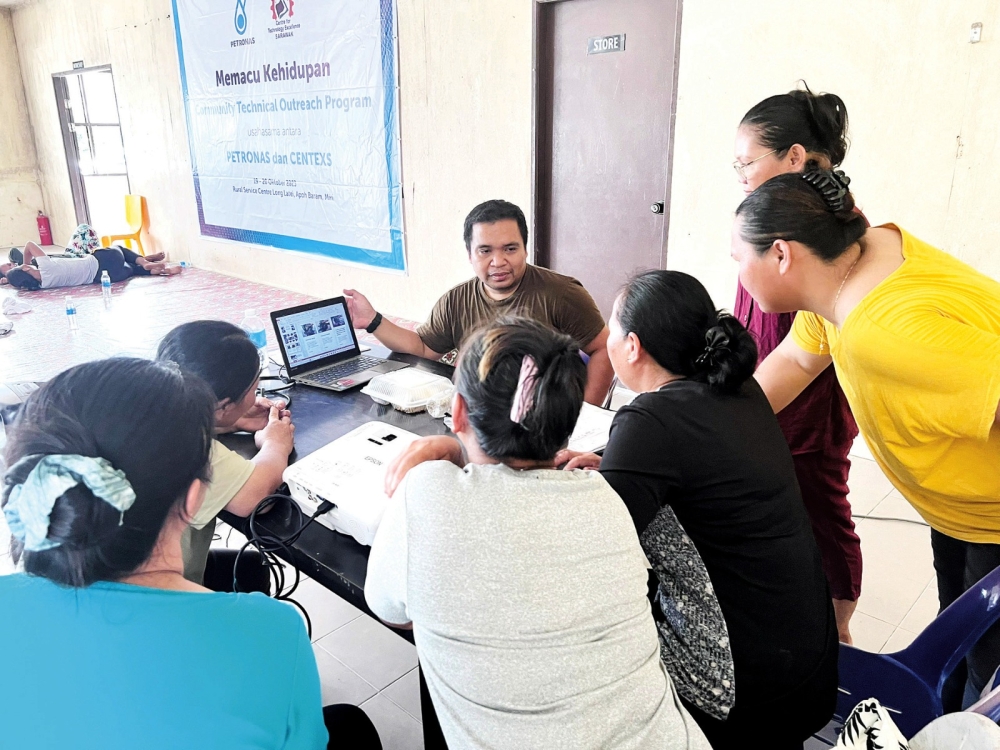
left=733, top=149, right=777, bottom=180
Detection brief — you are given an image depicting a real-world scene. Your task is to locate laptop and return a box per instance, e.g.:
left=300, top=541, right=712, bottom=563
left=283, top=421, right=421, bottom=545
left=270, top=296, right=409, bottom=391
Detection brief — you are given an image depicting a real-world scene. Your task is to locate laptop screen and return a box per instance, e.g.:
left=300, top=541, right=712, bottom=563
left=273, top=301, right=357, bottom=369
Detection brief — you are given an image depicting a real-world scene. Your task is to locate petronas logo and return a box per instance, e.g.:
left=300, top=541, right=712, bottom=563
left=234, top=0, right=248, bottom=35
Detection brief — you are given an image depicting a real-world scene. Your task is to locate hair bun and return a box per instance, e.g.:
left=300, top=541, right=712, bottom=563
left=694, top=325, right=732, bottom=369
left=801, top=168, right=852, bottom=213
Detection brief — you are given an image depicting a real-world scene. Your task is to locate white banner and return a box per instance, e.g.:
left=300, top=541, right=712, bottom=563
left=171, top=0, right=405, bottom=270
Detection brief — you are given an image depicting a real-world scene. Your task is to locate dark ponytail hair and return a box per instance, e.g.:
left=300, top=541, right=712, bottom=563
left=156, top=320, right=260, bottom=405
left=741, top=82, right=849, bottom=168
left=1, top=358, right=215, bottom=586
left=735, top=168, right=867, bottom=262
left=456, top=317, right=586, bottom=461
left=616, top=271, right=757, bottom=394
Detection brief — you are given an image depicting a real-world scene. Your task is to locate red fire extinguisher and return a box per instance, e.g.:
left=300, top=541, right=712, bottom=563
left=36, top=211, right=53, bottom=246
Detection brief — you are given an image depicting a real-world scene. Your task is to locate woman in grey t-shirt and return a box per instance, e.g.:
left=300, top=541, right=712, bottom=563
left=366, top=317, right=709, bottom=750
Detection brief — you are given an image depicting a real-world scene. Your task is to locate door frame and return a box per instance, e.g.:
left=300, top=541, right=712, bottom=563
left=51, top=64, right=130, bottom=228
left=530, top=0, right=684, bottom=271
left=52, top=73, right=90, bottom=226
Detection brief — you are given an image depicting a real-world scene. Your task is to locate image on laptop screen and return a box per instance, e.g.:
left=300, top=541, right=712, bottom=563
left=274, top=301, right=356, bottom=368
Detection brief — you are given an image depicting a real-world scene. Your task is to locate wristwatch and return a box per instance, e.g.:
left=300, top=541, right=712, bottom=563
left=366, top=311, right=384, bottom=334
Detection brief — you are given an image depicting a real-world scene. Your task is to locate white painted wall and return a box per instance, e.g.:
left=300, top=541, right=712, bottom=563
left=8, top=0, right=1000, bottom=319
left=10, top=0, right=534, bottom=321
left=0, top=7, right=44, bottom=247
left=667, top=0, right=1000, bottom=308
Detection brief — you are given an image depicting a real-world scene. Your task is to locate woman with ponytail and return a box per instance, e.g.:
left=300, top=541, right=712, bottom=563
left=736, top=168, right=1000, bottom=710
left=558, top=271, right=838, bottom=749
left=733, top=84, right=863, bottom=645
left=367, top=317, right=709, bottom=750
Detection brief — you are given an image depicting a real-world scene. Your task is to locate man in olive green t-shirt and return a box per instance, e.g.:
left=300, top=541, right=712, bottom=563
left=345, top=199, right=614, bottom=405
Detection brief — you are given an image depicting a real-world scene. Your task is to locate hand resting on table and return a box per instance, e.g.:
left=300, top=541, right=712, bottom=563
left=554, top=449, right=602, bottom=471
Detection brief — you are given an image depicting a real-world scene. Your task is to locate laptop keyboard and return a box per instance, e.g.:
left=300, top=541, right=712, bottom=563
left=307, top=356, right=382, bottom=384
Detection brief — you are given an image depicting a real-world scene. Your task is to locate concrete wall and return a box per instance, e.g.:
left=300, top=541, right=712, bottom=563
left=0, top=7, right=44, bottom=247
left=8, top=0, right=1000, bottom=318
left=667, top=0, right=1000, bottom=307
left=10, top=0, right=534, bottom=321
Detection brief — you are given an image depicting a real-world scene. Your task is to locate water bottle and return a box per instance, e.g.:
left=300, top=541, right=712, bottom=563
left=101, top=271, right=112, bottom=307
left=65, top=296, right=78, bottom=330
left=241, top=309, right=268, bottom=372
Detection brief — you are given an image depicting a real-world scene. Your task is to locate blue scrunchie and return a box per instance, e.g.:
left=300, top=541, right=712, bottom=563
left=3, top=454, right=136, bottom=552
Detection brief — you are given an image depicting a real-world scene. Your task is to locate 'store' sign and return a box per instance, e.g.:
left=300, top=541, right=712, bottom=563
left=588, top=34, right=626, bottom=55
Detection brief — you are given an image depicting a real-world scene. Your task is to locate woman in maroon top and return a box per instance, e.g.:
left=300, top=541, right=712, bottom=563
left=732, top=85, right=862, bottom=643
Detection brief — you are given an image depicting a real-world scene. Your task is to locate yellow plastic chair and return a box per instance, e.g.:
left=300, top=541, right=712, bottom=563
left=101, top=195, right=148, bottom=256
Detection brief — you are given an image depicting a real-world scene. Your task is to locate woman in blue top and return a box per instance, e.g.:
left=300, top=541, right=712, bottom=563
left=0, top=357, right=381, bottom=750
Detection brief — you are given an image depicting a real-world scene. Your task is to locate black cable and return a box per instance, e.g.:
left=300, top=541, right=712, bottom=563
left=259, top=361, right=293, bottom=402
left=232, top=493, right=336, bottom=639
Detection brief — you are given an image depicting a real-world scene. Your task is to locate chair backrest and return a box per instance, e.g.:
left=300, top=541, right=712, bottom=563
left=124, top=195, right=146, bottom=232
left=836, top=646, right=941, bottom=739
left=895, top=565, right=1000, bottom=696
left=836, top=563, right=1000, bottom=739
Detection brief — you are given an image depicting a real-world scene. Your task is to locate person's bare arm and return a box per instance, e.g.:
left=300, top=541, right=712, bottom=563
left=223, top=407, right=294, bottom=517
left=343, top=288, right=444, bottom=361
left=581, top=327, right=614, bottom=406
left=554, top=449, right=602, bottom=471
left=384, top=435, right=464, bottom=496
left=22, top=242, right=45, bottom=264
left=378, top=618, right=413, bottom=630
left=371, top=318, right=444, bottom=360
left=754, top=335, right=832, bottom=414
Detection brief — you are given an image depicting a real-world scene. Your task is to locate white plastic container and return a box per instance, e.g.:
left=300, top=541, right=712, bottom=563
left=362, top=368, right=454, bottom=414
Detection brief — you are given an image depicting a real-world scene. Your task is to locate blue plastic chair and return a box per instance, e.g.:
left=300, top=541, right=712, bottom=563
left=832, top=565, right=1000, bottom=739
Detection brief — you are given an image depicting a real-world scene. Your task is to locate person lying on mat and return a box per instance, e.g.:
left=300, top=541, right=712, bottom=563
left=0, top=240, right=180, bottom=290
left=344, top=199, right=615, bottom=405
left=0, top=357, right=381, bottom=750
left=156, top=320, right=294, bottom=588
left=366, top=316, right=710, bottom=750
left=6, top=223, right=103, bottom=264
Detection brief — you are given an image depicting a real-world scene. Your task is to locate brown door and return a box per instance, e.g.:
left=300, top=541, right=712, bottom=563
left=535, top=0, right=681, bottom=318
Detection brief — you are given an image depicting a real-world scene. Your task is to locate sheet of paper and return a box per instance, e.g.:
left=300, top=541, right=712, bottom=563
left=567, top=402, right=616, bottom=453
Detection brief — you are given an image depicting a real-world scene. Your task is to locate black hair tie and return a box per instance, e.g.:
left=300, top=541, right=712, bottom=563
left=802, top=168, right=851, bottom=213
left=695, top=327, right=731, bottom=368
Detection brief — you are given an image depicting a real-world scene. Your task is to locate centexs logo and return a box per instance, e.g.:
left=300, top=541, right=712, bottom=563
left=271, top=0, right=294, bottom=20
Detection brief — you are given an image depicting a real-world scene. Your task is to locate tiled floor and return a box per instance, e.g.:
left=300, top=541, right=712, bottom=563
left=0, top=266, right=423, bottom=382
left=0, top=269, right=941, bottom=749
left=209, top=527, right=425, bottom=748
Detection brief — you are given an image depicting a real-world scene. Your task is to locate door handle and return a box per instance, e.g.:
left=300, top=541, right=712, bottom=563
left=650, top=202, right=664, bottom=214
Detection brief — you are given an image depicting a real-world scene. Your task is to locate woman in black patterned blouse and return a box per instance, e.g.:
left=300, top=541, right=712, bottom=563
left=559, top=270, right=838, bottom=750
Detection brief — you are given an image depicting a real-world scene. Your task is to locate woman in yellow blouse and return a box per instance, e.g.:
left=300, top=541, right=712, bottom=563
left=732, top=167, right=1000, bottom=707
